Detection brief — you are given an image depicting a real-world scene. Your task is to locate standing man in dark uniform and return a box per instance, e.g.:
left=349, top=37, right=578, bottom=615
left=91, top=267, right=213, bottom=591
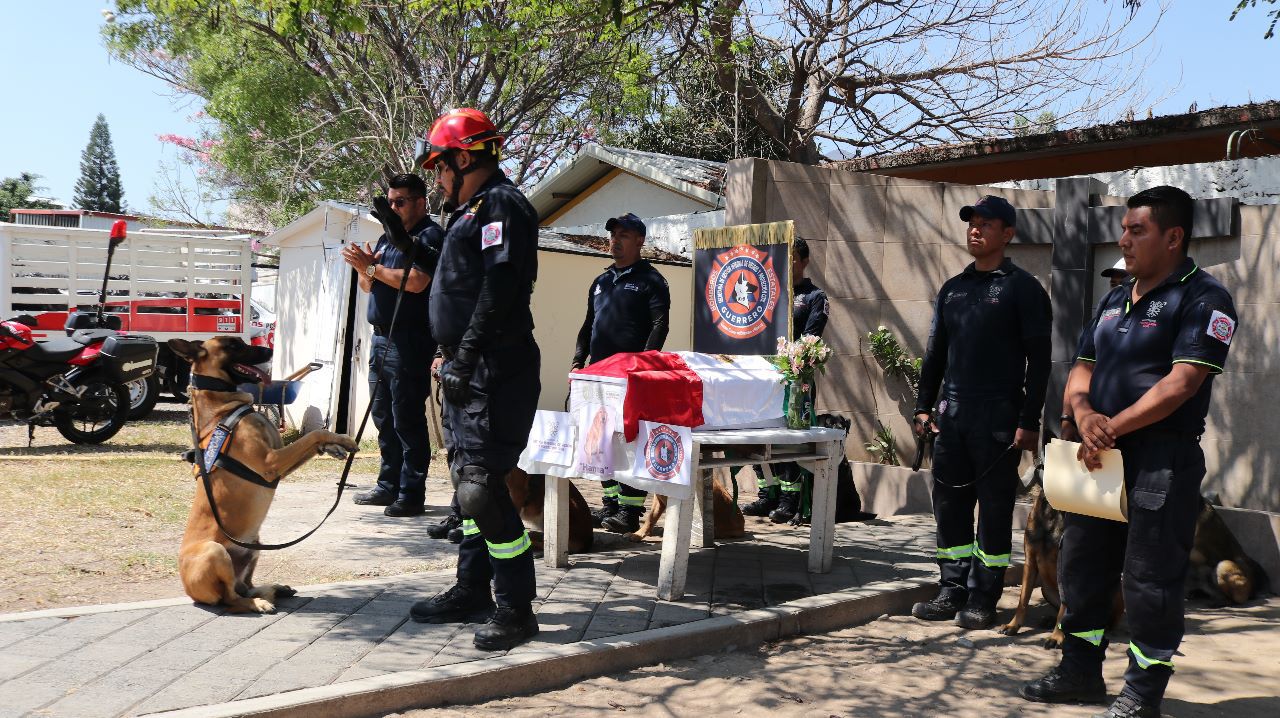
left=1021, top=186, right=1237, bottom=718
left=571, top=212, right=671, bottom=534
left=742, top=237, right=828, bottom=522
left=342, top=173, right=442, bottom=517
left=910, top=195, right=1052, bottom=630
left=406, top=108, right=541, bottom=651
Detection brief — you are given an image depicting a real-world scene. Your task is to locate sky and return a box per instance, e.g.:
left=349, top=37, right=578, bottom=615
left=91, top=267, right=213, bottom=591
left=0, top=1, right=1277, bottom=219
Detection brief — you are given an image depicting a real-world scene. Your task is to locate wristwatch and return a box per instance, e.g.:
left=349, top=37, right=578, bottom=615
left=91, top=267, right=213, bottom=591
left=1059, top=414, right=1076, bottom=425
left=364, top=263, right=376, bottom=279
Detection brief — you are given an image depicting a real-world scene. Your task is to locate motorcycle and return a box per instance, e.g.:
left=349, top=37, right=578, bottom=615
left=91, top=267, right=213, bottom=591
left=0, top=221, right=159, bottom=444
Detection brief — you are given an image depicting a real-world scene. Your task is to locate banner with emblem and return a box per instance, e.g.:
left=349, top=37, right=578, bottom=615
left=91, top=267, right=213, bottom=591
left=692, top=221, right=793, bottom=354
left=523, top=410, right=577, bottom=467
left=628, top=420, right=694, bottom=499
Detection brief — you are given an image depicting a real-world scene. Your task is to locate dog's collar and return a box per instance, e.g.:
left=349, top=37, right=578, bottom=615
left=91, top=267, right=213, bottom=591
left=190, top=373, right=241, bottom=393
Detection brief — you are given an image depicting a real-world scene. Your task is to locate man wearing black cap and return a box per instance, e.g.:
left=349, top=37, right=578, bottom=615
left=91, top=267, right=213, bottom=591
left=910, top=195, right=1052, bottom=630
left=572, top=212, right=671, bottom=533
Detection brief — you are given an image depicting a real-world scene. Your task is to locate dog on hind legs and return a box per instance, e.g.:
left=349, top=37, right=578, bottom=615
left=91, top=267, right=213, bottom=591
left=170, top=337, right=357, bottom=613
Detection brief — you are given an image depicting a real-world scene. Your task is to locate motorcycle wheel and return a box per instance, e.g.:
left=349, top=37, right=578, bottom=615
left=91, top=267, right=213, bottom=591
left=54, top=378, right=130, bottom=444
left=126, top=374, right=161, bottom=420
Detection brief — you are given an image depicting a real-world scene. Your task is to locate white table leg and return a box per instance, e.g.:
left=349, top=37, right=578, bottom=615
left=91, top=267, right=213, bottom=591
left=691, top=450, right=714, bottom=549
left=544, top=474, right=570, bottom=568
left=657, top=492, right=695, bottom=600
left=807, top=441, right=839, bottom=573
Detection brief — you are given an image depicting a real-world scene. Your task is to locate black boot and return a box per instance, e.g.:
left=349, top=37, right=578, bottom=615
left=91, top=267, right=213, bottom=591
left=427, top=513, right=462, bottom=539
left=384, top=499, right=425, bottom=517
left=409, top=582, right=494, bottom=624
left=1019, top=666, right=1108, bottom=704
left=474, top=605, right=539, bottom=651
left=742, top=486, right=779, bottom=517
left=352, top=489, right=395, bottom=506
left=1093, top=694, right=1159, bottom=718
left=447, top=526, right=463, bottom=543
left=602, top=505, right=643, bottom=534
left=910, top=588, right=966, bottom=621
left=769, top=491, right=800, bottom=523
left=955, top=596, right=997, bottom=630
left=591, top=497, right=619, bottom=528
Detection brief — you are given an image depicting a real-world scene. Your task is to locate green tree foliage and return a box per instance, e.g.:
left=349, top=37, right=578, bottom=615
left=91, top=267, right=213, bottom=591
left=105, top=0, right=687, bottom=225
left=0, top=173, right=58, bottom=223
left=73, top=114, right=126, bottom=213
left=1233, top=0, right=1280, bottom=38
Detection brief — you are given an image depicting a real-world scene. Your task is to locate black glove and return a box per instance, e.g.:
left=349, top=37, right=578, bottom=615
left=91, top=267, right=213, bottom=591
left=371, top=196, right=413, bottom=254
left=440, top=346, right=477, bottom=406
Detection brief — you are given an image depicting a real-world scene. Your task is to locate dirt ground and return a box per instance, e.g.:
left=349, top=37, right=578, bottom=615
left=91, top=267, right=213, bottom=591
left=399, top=589, right=1280, bottom=718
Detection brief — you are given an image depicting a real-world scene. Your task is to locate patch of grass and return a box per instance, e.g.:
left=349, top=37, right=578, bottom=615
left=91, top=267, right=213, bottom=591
left=120, top=551, right=178, bottom=574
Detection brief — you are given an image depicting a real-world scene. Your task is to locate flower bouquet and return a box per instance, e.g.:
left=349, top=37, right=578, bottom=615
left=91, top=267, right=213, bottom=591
left=772, top=335, right=833, bottom=429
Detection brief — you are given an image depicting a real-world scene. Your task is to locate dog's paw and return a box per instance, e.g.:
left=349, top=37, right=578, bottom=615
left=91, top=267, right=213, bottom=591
left=276, top=585, right=296, bottom=598
left=624, top=532, right=644, bottom=543
left=252, top=598, right=277, bottom=613
left=997, top=623, right=1021, bottom=636
left=1042, top=633, right=1064, bottom=650
left=320, top=443, right=351, bottom=459
left=334, top=434, right=358, bottom=451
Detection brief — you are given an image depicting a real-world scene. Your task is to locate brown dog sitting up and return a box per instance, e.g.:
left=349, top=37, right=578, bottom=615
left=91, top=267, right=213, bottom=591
left=1186, top=498, right=1265, bottom=605
left=628, top=469, right=745, bottom=543
left=170, top=337, right=357, bottom=613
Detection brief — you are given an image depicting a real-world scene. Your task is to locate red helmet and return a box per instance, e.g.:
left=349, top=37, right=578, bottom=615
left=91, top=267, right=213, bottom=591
left=415, top=108, right=504, bottom=170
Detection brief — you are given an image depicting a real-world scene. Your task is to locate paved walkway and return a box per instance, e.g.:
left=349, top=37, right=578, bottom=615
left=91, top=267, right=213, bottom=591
left=0, top=514, right=985, bottom=718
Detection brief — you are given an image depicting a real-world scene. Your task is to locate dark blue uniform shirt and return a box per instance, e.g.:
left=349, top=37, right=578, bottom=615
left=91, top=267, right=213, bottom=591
left=1076, top=257, right=1237, bottom=435
left=429, top=173, right=538, bottom=348
left=367, top=216, right=444, bottom=329
left=574, top=259, right=671, bottom=365
left=916, top=258, right=1053, bottom=428
left=792, top=277, right=829, bottom=339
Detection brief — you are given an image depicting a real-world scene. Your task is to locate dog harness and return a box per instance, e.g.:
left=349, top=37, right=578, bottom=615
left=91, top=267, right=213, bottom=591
left=184, top=400, right=275, bottom=489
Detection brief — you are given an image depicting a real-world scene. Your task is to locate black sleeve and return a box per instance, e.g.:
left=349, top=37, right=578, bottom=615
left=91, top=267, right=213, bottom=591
left=1020, top=334, right=1052, bottom=430
left=458, top=262, right=520, bottom=353
left=411, top=224, right=444, bottom=276
left=1172, top=286, right=1237, bottom=374
left=914, top=285, right=949, bottom=416
left=644, top=273, right=671, bottom=351
left=573, top=280, right=596, bottom=366
left=802, top=290, right=829, bottom=338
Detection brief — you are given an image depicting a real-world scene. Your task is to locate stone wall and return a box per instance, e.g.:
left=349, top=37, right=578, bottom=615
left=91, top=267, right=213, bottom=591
left=725, top=158, right=1280, bottom=514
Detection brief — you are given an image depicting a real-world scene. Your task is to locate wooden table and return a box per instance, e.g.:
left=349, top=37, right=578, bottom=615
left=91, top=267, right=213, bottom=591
left=538, top=426, right=847, bottom=600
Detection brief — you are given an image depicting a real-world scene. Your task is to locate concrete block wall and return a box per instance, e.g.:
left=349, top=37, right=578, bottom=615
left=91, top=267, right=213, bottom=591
left=728, top=159, right=1052, bottom=467
left=727, top=158, right=1279, bottom=515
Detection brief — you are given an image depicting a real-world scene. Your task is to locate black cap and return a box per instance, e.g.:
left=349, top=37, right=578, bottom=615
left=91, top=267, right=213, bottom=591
left=959, top=195, right=1017, bottom=227
left=605, top=212, right=646, bottom=236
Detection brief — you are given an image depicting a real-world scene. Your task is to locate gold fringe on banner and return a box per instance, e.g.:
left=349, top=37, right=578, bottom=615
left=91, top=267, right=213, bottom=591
left=693, top=220, right=794, bottom=250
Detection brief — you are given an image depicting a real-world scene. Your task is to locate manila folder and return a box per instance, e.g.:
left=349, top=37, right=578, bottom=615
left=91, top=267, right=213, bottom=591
left=1043, top=439, right=1127, bottom=522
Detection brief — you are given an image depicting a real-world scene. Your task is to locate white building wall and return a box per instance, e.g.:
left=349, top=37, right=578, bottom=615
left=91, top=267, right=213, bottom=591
left=551, top=173, right=713, bottom=227
left=533, top=251, right=692, bottom=411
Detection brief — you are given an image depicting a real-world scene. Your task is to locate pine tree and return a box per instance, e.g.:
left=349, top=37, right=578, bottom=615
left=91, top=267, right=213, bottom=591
left=73, top=114, right=125, bottom=212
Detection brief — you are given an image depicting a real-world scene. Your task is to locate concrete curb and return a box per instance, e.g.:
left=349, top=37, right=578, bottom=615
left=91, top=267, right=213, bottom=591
left=140, top=577, right=938, bottom=718
left=0, top=573, right=438, bottom=623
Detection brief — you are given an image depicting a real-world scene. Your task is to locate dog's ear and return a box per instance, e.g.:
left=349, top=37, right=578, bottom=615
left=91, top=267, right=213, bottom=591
left=167, top=338, right=206, bottom=364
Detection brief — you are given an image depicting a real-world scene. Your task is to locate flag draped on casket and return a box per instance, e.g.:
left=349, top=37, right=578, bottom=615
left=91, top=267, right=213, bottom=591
left=570, top=351, right=703, bottom=441
left=569, top=351, right=785, bottom=441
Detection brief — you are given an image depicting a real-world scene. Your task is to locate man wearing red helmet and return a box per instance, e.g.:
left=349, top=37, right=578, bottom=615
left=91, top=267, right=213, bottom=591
left=407, top=108, right=542, bottom=651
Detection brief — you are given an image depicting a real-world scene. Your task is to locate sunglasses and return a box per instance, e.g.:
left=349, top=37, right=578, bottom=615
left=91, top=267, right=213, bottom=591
left=389, top=196, right=423, bottom=208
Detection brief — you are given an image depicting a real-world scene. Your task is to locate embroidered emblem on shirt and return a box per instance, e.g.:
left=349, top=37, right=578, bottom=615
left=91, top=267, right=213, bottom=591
left=1100, top=308, right=1122, bottom=323
left=988, top=283, right=1002, bottom=297
left=481, top=222, right=503, bottom=249
left=1146, top=300, right=1167, bottom=318
left=945, top=291, right=966, bottom=304
left=1140, top=319, right=1158, bottom=329
left=1207, top=310, right=1235, bottom=345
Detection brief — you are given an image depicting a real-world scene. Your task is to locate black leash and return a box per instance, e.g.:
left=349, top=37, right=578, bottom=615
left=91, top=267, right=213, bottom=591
left=188, top=207, right=420, bottom=551
left=931, top=442, right=1020, bottom=490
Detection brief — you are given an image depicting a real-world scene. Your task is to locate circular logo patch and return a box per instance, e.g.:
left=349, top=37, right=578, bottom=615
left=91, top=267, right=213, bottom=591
left=644, top=425, right=684, bottom=481
left=704, top=244, right=780, bottom=339
left=1210, top=316, right=1233, bottom=342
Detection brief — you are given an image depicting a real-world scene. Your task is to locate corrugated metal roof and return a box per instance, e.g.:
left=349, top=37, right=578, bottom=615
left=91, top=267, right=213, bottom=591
left=597, top=146, right=727, bottom=194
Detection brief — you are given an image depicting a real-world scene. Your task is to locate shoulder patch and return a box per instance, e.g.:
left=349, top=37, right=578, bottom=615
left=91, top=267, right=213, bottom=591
left=1206, top=309, right=1235, bottom=345
left=481, top=221, right=503, bottom=250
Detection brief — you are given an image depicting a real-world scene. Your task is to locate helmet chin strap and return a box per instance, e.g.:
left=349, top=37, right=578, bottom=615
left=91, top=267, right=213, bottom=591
left=441, top=146, right=494, bottom=209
